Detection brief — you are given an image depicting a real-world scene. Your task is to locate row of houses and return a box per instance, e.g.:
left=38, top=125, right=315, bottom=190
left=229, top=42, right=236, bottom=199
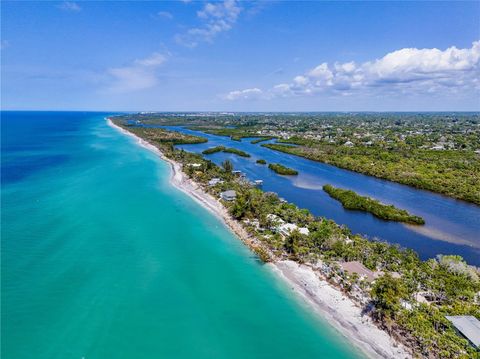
left=216, top=182, right=480, bottom=350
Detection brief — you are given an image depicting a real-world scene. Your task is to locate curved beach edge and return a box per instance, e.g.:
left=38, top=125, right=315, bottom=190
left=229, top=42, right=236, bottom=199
left=106, top=117, right=412, bottom=359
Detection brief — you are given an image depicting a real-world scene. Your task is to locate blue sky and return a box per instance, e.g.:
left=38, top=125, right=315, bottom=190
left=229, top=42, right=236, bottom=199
left=1, top=1, right=479, bottom=111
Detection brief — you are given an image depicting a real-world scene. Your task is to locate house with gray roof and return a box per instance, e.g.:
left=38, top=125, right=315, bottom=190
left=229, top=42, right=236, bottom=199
left=445, top=315, right=480, bottom=348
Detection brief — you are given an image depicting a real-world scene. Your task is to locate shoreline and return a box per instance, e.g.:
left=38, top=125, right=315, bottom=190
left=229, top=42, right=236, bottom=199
left=106, top=117, right=411, bottom=359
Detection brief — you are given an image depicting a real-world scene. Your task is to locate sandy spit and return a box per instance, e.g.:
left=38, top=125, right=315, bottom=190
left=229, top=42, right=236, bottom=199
left=107, top=118, right=412, bottom=359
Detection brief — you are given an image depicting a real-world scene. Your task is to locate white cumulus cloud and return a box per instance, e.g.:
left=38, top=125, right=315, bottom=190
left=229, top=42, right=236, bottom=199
left=58, top=1, right=81, bottom=12
left=225, top=41, right=480, bottom=100
left=224, top=88, right=264, bottom=100
left=175, top=0, right=242, bottom=47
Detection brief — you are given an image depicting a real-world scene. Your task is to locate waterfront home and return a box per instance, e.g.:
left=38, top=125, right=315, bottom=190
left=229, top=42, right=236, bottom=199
left=253, top=179, right=263, bottom=186
left=220, top=190, right=236, bottom=201
left=232, top=170, right=245, bottom=177
left=339, top=261, right=376, bottom=282
left=445, top=316, right=480, bottom=348
left=187, top=163, right=202, bottom=168
left=243, top=218, right=264, bottom=232
left=278, top=223, right=310, bottom=237
left=374, top=270, right=402, bottom=279
left=297, top=226, right=309, bottom=235
left=279, top=223, right=298, bottom=237
left=208, top=178, right=224, bottom=186
left=266, top=214, right=285, bottom=230
left=265, top=214, right=309, bottom=237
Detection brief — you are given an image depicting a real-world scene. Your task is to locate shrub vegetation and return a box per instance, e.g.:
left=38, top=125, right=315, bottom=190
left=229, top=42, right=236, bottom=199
left=323, top=184, right=425, bottom=224
left=268, top=163, right=298, bottom=175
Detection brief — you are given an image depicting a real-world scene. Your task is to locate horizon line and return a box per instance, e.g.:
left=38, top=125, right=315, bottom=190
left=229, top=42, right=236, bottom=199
left=2, top=110, right=480, bottom=114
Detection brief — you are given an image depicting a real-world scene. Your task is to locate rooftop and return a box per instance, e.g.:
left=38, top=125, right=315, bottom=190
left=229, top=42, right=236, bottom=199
left=339, top=261, right=376, bottom=282
left=221, top=190, right=236, bottom=196
left=445, top=315, right=480, bottom=348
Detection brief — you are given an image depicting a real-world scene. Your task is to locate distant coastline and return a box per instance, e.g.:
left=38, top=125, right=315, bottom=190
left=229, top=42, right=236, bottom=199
left=107, top=117, right=411, bottom=359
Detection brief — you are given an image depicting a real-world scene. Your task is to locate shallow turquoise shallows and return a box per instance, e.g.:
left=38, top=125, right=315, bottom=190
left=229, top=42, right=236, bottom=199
left=2, top=112, right=362, bottom=359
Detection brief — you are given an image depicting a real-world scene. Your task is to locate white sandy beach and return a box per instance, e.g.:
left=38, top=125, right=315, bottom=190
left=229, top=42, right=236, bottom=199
left=107, top=118, right=412, bottom=359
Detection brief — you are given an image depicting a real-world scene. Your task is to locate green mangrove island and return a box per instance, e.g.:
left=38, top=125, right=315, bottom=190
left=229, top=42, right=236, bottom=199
left=251, top=137, right=274, bottom=144
left=323, top=184, right=425, bottom=225
left=256, top=159, right=267, bottom=164
left=202, top=146, right=250, bottom=157
left=268, top=163, right=298, bottom=175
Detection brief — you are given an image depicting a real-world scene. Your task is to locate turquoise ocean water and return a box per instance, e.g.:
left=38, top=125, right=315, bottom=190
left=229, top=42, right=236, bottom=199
left=2, top=112, right=361, bottom=359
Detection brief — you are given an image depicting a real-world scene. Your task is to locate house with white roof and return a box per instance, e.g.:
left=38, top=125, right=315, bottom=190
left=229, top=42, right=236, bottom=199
left=266, top=214, right=285, bottom=230
left=266, top=214, right=309, bottom=237
left=278, top=223, right=309, bottom=237
left=208, top=178, right=224, bottom=186
left=187, top=163, right=202, bottom=168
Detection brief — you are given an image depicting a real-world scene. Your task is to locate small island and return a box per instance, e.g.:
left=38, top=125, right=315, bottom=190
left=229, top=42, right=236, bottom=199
left=202, top=146, right=224, bottom=154
left=323, top=184, right=425, bottom=225
left=256, top=159, right=267, bottom=164
left=251, top=137, right=274, bottom=144
left=268, top=163, right=298, bottom=175
left=202, top=146, right=250, bottom=157
left=223, top=147, right=250, bottom=157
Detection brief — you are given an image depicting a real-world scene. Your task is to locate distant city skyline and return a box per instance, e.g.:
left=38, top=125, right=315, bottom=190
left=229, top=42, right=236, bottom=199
left=1, top=1, right=479, bottom=111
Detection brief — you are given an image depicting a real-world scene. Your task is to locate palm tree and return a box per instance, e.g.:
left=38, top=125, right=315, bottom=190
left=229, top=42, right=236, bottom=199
left=222, top=159, right=233, bottom=173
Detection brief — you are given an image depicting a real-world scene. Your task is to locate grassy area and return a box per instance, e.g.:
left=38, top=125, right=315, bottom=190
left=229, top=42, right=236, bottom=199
left=263, top=142, right=480, bottom=205
left=256, top=159, right=267, bottom=164
left=268, top=163, right=298, bottom=175
left=202, top=145, right=250, bottom=157
left=323, top=184, right=425, bottom=225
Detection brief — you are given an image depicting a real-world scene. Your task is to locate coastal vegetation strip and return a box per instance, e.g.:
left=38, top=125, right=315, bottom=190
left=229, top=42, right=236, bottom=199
left=197, top=127, right=256, bottom=141
left=110, top=116, right=480, bottom=359
left=323, top=184, right=425, bottom=225
left=202, top=146, right=250, bottom=157
left=263, top=142, right=480, bottom=205
left=268, top=163, right=298, bottom=175
left=117, top=122, right=207, bottom=145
